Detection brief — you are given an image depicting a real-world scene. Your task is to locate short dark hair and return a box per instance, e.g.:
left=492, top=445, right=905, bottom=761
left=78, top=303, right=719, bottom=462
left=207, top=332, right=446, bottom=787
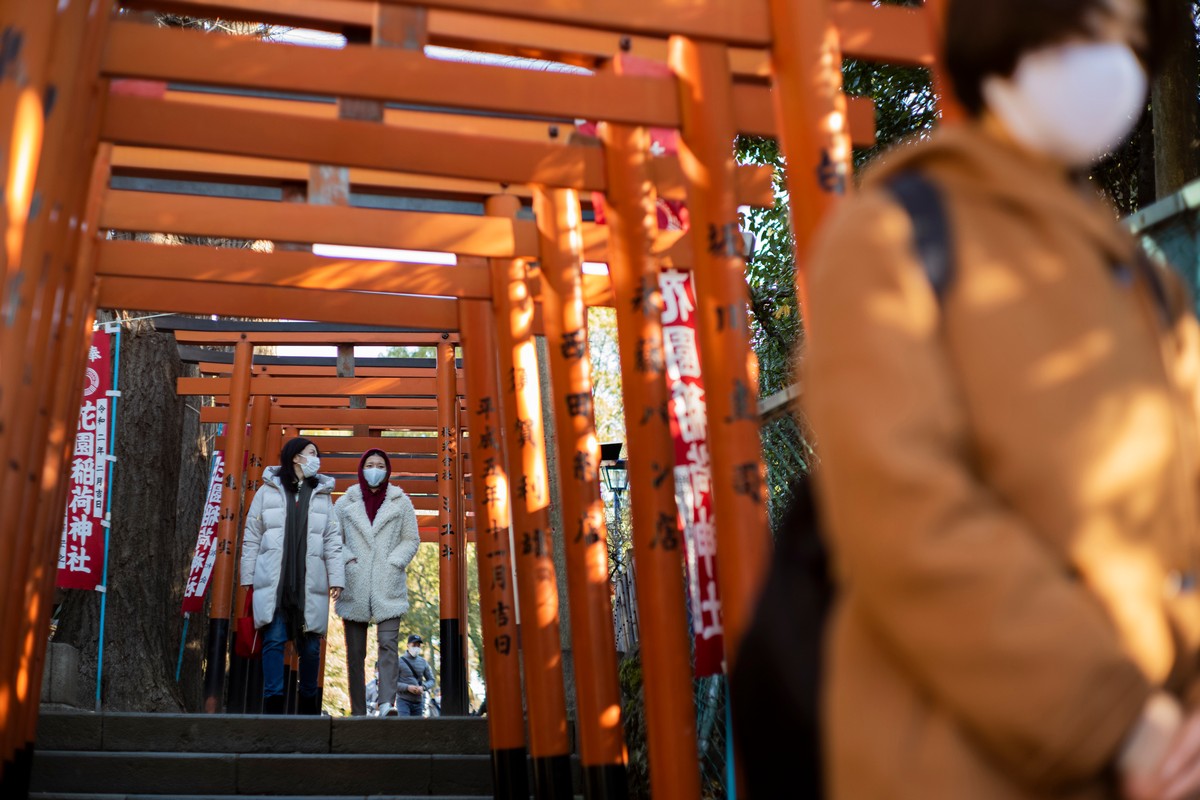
left=945, top=0, right=1173, bottom=116
left=278, top=436, right=319, bottom=493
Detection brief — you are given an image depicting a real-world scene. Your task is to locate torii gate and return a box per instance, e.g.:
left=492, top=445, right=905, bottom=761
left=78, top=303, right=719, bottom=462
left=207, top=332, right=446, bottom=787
left=0, top=0, right=955, bottom=798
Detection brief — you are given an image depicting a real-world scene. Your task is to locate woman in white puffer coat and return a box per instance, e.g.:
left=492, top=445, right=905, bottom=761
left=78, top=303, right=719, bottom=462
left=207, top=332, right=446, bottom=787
left=334, top=448, right=420, bottom=716
left=240, top=437, right=344, bottom=715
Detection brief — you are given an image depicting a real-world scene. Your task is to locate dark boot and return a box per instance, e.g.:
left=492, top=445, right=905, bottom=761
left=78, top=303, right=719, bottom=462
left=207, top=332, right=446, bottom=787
left=297, top=693, right=321, bottom=716
left=263, top=694, right=286, bottom=715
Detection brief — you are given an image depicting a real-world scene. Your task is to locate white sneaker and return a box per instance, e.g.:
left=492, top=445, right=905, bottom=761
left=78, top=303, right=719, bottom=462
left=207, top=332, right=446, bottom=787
left=381, top=703, right=397, bottom=717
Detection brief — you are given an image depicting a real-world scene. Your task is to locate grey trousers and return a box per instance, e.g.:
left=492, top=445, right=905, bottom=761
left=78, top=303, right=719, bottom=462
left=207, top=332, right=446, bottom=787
left=344, top=617, right=401, bottom=716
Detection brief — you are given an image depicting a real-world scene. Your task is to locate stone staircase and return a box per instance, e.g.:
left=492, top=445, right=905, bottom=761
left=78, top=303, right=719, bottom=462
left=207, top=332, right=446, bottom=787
left=29, top=709, right=501, bottom=799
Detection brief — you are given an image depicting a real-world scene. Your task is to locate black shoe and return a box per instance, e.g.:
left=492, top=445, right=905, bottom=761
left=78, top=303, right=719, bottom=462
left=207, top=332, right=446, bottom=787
left=263, top=695, right=286, bottom=715
left=297, top=693, right=321, bottom=716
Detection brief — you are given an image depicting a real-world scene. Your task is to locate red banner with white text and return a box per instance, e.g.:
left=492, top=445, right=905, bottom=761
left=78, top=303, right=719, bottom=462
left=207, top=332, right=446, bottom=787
left=57, top=331, right=113, bottom=590
left=182, top=451, right=225, bottom=614
left=662, top=270, right=725, bottom=676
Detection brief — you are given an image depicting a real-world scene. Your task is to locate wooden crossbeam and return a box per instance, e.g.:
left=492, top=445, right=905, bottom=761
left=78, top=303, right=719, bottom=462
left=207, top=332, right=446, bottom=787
left=100, top=22, right=875, bottom=146
left=98, top=275, right=462, bottom=331
left=200, top=406, right=445, bottom=426
left=105, top=120, right=777, bottom=206
left=121, top=0, right=771, bottom=46
left=101, top=189, right=539, bottom=259
left=101, top=188, right=698, bottom=267
left=175, top=330, right=459, bottom=345
left=97, top=239, right=493, bottom=300
left=115, top=1, right=933, bottom=68
left=102, top=21, right=680, bottom=129
left=178, top=375, right=468, bottom=397
left=204, top=364, right=448, bottom=378
left=102, top=95, right=606, bottom=190
left=217, top=435, right=446, bottom=453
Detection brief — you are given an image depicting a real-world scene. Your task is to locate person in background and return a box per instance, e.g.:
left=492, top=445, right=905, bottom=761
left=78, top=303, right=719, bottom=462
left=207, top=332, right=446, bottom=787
left=334, top=448, right=421, bottom=717
left=240, top=437, right=343, bottom=715
left=397, top=634, right=436, bottom=717
left=802, top=0, right=1200, bottom=797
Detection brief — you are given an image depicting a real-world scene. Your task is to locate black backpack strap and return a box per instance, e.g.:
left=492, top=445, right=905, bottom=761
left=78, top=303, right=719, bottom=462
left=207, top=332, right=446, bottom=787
left=885, top=172, right=955, bottom=302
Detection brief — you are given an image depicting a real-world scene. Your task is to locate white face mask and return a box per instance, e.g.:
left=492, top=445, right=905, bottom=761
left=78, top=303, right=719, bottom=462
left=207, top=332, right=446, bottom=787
left=300, top=454, right=320, bottom=478
left=982, top=41, right=1147, bottom=168
left=363, top=467, right=387, bottom=487
left=407, top=646, right=421, bottom=658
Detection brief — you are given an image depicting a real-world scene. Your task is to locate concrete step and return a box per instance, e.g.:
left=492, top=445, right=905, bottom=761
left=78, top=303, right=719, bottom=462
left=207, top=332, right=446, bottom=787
left=35, top=711, right=490, bottom=755
left=30, top=751, right=494, bottom=796
left=30, top=796, right=488, bottom=800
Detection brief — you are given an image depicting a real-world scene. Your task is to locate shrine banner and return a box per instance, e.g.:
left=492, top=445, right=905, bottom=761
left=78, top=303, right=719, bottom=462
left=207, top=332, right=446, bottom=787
left=57, top=331, right=113, bottom=590
left=662, top=270, right=725, bottom=676
left=181, top=451, right=225, bottom=614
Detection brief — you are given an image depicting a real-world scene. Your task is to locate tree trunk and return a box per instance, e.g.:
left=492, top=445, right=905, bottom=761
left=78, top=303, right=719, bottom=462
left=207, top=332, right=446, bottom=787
left=1152, top=1, right=1200, bottom=199
left=53, top=322, right=211, bottom=711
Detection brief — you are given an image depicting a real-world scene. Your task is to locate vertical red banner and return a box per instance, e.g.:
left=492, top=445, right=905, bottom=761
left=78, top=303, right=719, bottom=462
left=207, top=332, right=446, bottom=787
left=182, top=452, right=225, bottom=614
left=57, top=330, right=113, bottom=590
left=661, top=270, right=725, bottom=676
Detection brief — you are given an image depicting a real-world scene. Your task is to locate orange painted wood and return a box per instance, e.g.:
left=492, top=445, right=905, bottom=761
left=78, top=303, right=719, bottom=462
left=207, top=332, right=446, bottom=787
left=201, top=406, right=440, bottom=427
left=101, top=95, right=607, bottom=190
left=534, top=187, right=627, bottom=771
left=96, top=276, right=460, bottom=331
left=122, top=0, right=770, bottom=46
left=101, top=189, right=540, bottom=260
left=115, top=0, right=934, bottom=66
left=95, top=239, right=492, bottom=300
left=178, top=376, right=456, bottom=397
left=176, top=331, right=459, bottom=346
left=458, top=293, right=526, bottom=753
left=202, top=365, right=448, bottom=379
left=102, top=21, right=681, bottom=129
left=733, top=83, right=876, bottom=147
left=217, top=435, right=443, bottom=454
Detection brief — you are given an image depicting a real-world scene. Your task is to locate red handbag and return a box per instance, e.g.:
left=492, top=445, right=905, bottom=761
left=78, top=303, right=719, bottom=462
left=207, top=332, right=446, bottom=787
left=235, top=588, right=262, bottom=659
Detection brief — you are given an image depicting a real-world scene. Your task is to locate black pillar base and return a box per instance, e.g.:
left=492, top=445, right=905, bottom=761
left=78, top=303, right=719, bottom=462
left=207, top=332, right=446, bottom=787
left=439, top=617, right=466, bottom=715
left=226, top=651, right=248, bottom=713
left=3, top=743, right=33, bottom=799
left=491, top=746, right=531, bottom=800
left=583, top=764, right=629, bottom=800
left=532, top=753, right=573, bottom=800
left=202, top=618, right=230, bottom=713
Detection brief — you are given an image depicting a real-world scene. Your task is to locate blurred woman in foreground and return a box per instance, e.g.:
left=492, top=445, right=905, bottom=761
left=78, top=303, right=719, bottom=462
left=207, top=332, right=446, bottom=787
left=803, top=0, right=1200, bottom=797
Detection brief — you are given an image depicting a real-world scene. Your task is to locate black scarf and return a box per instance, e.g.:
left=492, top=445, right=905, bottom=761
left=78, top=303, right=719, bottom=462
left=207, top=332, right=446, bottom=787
left=278, top=480, right=312, bottom=643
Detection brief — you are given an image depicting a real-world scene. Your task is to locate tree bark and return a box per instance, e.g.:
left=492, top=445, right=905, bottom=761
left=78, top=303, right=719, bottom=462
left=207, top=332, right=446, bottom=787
left=53, top=323, right=211, bottom=711
left=1152, top=1, right=1200, bottom=199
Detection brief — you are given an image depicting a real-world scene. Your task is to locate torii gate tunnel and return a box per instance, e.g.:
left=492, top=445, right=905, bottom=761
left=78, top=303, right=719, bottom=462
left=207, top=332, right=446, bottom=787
left=0, top=0, right=958, bottom=797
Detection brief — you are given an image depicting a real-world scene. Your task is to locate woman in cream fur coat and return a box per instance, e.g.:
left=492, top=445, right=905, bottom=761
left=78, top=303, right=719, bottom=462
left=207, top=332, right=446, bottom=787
left=334, top=448, right=420, bottom=716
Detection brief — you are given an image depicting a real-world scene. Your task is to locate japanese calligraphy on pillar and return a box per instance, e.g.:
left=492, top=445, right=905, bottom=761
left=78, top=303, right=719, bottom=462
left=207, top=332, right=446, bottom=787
left=661, top=270, right=725, bottom=676
left=56, top=331, right=113, bottom=591
left=181, top=452, right=226, bottom=614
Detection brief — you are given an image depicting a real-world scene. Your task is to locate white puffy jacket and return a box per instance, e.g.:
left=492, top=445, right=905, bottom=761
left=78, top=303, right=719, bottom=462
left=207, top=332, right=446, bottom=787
left=334, top=484, right=420, bottom=623
left=239, top=466, right=345, bottom=633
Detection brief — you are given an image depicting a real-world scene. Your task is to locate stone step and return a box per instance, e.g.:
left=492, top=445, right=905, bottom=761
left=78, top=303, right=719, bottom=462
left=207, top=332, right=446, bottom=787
left=36, top=711, right=490, bottom=755
left=31, top=795, right=487, bottom=800
left=30, top=752, right=494, bottom=796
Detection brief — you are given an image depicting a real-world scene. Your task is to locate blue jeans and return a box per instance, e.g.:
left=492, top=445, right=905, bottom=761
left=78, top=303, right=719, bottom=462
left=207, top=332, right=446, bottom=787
left=262, top=608, right=321, bottom=700
left=396, top=695, right=423, bottom=716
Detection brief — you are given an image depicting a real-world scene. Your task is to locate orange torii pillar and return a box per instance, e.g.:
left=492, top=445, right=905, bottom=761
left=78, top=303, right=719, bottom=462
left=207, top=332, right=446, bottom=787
left=766, top=0, right=853, bottom=318
left=0, top=9, right=63, bottom=770
left=438, top=340, right=468, bottom=715
left=203, top=338, right=253, bottom=712
left=598, top=109, right=704, bottom=798
left=228, top=393, right=272, bottom=713
left=668, top=39, right=773, bottom=669
left=486, top=195, right=573, bottom=799
left=533, top=186, right=629, bottom=798
left=1, top=2, right=112, bottom=791
left=458, top=289, right=530, bottom=800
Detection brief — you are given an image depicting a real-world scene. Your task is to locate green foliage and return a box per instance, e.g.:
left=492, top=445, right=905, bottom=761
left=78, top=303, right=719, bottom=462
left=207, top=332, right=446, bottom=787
left=618, top=653, right=651, bottom=799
